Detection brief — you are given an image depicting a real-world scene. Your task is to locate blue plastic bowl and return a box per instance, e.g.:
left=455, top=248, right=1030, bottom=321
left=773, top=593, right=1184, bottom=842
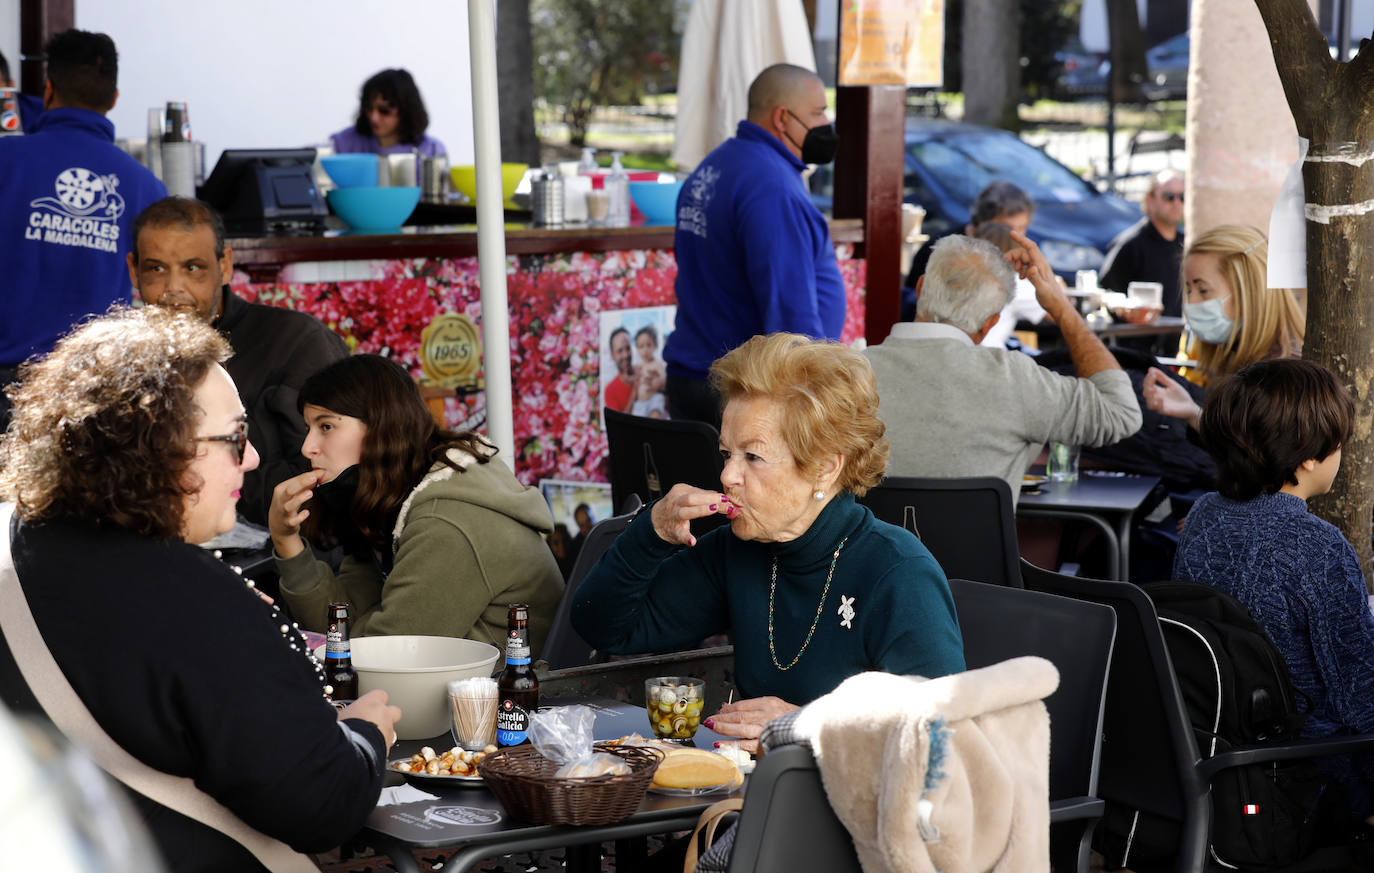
left=327, top=186, right=420, bottom=231
left=628, top=180, right=684, bottom=225
left=321, top=154, right=380, bottom=188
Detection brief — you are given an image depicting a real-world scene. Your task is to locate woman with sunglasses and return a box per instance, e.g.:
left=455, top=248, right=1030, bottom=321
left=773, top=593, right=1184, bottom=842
left=0, top=308, right=401, bottom=872
left=329, top=68, right=446, bottom=157
left=268, top=355, right=563, bottom=653
left=1143, top=225, right=1306, bottom=427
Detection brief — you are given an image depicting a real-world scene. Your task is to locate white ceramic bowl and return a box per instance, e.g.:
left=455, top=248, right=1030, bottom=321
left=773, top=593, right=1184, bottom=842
left=319, top=636, right=500, bottom=740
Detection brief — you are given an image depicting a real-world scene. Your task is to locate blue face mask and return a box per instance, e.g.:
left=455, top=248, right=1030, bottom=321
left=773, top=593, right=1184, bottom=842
left=1184, top=296, right=1235, bottom=344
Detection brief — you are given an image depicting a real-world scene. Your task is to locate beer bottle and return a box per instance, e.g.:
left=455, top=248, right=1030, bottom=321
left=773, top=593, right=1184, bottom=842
left=496, top=603, right=539, bottom=746
left=325, top=601, right=358, bottom=704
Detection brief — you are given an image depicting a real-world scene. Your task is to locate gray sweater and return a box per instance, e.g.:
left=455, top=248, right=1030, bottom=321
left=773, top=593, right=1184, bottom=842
left=864, top=322, right=1141, bottom=504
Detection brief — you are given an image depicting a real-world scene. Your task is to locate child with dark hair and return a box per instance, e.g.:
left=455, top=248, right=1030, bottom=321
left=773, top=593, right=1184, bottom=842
left=1175, top=357, right=1374, bottom=816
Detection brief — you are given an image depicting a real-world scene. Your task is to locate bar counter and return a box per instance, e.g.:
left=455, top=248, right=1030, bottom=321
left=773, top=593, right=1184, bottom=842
left=229, top=218, right=865, bottom=279
left=222, top=219, right=867, bottom=489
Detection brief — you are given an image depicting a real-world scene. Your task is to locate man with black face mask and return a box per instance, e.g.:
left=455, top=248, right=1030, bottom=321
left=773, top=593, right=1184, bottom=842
left=663, top=63, right=844, bottom=428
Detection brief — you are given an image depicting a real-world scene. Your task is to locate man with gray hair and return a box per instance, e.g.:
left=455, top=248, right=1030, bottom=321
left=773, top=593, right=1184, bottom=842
left=866, top=231, right=1140, bottom=503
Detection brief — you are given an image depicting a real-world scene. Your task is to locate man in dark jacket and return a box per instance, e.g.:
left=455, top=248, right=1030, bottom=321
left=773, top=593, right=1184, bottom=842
left=129, top=197, right=348, bottom=527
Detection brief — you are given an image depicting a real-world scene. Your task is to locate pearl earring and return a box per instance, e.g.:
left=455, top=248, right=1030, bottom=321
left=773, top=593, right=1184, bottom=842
left=814, top=490, right=825, bottom=501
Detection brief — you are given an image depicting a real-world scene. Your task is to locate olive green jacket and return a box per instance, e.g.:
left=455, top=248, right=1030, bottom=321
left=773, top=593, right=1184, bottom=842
left=279, top=449, right=563, bottom=655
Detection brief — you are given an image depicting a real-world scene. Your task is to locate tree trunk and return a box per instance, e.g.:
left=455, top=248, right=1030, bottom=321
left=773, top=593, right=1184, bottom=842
left=1256, top=0, right=1374, bottom=586
left=961, top=0, right=1020, bottom=131
left=1106, top=0, right=1149, bottom=102
left=498, top=0, right=541, bottom=166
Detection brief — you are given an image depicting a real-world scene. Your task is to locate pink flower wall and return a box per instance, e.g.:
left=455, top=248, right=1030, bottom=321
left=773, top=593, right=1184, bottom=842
left=232, top=246, right=865, bottom=485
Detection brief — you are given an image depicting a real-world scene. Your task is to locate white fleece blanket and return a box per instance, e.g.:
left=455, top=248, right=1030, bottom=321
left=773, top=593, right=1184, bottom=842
left=793, top=657, right=1059, bottom=873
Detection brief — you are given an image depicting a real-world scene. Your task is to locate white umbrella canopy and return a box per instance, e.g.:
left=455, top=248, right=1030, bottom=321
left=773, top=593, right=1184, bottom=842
left=672, top=0, right=819, bottom=172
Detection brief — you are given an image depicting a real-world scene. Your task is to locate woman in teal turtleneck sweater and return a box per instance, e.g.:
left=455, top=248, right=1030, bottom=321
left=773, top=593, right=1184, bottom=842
left=572, top=333, right=965, bottom=751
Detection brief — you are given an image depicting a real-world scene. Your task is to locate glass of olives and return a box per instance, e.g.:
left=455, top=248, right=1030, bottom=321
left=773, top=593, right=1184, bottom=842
left=644, top=676, right=706, bottom=744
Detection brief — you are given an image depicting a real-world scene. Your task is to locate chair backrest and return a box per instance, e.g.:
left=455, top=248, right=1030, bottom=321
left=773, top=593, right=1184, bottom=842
left=858, top=476, right=1022, bottom=587
left=1019, top=560, right=1206, bottom=853
left=726, top=743, right=862, bottom=873
left=949, top=578, right=1115, bottom=806
left=539, top=497, right=641, bottom=670
left=603, top=407, right=724, bottom=514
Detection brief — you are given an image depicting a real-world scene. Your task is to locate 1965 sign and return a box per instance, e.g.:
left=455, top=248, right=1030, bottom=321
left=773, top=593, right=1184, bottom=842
left=420, top=313, right=484, bottom=389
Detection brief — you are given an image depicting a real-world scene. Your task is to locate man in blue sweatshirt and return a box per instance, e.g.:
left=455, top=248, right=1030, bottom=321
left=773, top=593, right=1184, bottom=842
left=664, top=63, right=844, bottom=427
left=0, top=29, right=166, bottom=428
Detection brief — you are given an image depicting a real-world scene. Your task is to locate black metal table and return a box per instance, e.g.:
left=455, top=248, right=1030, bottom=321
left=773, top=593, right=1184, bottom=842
left=1018, top=469, right=1162, bottom=581
left=360, top=698, right=741, bottom=873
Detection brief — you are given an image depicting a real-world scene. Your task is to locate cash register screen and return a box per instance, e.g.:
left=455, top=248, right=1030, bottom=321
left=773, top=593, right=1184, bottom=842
left=198, top=148, right=320, bottom=226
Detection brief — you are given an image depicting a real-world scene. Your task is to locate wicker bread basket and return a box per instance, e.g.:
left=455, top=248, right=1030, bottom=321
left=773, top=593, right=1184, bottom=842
left=476, top=742, right=662, bottom=825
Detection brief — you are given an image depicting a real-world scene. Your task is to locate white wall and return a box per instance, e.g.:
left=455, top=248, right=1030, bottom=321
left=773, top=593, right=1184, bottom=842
left=2, top=0, right=20, bottom=86
left=77, top=0, right=475, bottom=167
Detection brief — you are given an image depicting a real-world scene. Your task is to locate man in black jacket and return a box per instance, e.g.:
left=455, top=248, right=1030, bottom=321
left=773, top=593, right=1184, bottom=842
left=129, top=197, right=348, bottom=527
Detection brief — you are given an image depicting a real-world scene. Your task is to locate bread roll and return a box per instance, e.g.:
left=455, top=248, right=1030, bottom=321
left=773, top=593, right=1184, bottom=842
left=651, top=747, right=741, bottom=789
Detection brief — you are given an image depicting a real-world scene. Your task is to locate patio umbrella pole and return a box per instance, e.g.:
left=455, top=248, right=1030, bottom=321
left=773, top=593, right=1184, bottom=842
left=468, top=0, right=516, bottom=463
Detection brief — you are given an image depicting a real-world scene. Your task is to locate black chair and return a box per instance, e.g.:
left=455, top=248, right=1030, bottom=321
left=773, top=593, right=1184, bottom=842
left=1020, top=558, right=1374, bottom=873
left=949, top=578, right=1115, bottom=873
left=603, top=407, right=723, bottom=516
left=538, top=496, right=641, bottom=670
left=858, top=476, right=1022, bottom=587
left=726, top=743, right=862, bottom=873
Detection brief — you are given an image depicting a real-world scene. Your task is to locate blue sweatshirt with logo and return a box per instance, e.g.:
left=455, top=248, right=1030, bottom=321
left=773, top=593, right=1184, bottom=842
left=664, top=121, right=845, bottom=381
left=0, top=108, right=167, bottom=366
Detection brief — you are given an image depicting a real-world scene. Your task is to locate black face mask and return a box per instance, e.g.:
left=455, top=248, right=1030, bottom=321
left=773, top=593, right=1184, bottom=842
left=314, top=465, right=372, bottom=559
left=786, top=109, right=840, bottom=165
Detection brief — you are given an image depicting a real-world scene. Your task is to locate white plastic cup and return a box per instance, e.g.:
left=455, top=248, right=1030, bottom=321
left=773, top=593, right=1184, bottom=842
left=1127, top=281, right=1164, bottom=309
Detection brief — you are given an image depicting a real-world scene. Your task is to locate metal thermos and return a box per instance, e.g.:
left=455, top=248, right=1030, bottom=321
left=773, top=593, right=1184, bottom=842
left=531, top=168, right=565, bottom=227
left=421, top=155, right=450, bottom=203
left=0, top=89, right=23, bottom=136
left=163, top=101, right=190, bottom=142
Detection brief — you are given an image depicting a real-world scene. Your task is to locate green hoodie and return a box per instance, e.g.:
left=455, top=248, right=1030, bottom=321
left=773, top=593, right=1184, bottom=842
left=278, top=448, right=564, bottom=655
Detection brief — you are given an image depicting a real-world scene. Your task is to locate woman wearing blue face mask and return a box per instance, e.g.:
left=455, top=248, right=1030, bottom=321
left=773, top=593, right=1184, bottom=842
left=1142, top=225, right=1306, bottom=428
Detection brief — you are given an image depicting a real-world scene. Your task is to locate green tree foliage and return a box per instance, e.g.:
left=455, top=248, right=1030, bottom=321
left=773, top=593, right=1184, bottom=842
left=942, top=0, right=1082, bottom=99
left=532, top=0, right=683, bottom=146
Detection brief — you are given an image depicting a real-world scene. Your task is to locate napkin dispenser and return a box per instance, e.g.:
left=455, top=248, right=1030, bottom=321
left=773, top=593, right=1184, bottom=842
left=198, top=147, right=328, bottom=232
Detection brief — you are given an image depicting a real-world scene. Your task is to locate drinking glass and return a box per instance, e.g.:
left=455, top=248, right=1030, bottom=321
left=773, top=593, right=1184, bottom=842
left=1047, top=442, right=1080, bottom=483
left=645, top=676, right=705, bottom=743
left=448, top=677, right=498, bottom=751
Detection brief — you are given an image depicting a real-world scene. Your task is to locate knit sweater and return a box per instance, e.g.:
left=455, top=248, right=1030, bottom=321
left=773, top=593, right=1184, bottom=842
left=278, top=449, right=563, bottom=653
left=570, top=493, right=966, bottom=705
left=864, top=322, right=1142, bottom=505
left=1173, top=492, right=1374, bottom=741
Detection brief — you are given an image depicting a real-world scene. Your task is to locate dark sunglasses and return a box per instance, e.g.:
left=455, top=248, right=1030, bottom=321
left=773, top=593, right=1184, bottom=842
left=197, top=420, right=249, bottom=463
left=1159, top=191, right=1184, bottom=203
left=369, top=102, right=399, bottom=117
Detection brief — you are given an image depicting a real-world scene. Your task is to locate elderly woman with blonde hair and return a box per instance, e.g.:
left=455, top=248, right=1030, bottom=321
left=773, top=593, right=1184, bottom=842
left=572, top=333, right=965, bottom=750
left=1144, top=224, right=1306, bottom=427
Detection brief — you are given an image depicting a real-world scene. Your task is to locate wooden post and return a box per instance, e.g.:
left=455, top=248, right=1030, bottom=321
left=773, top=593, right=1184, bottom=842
left=833, top=84, right=906, bottom=346
left=19, top=0, right=73, bottom=96
left=1255, top=0, right=1374, bottom=585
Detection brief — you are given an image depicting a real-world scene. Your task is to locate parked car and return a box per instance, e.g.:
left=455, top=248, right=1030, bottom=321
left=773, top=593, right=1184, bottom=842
left=811, top=118, right=1140, bottom=277
left=1143, top=32, right=1189, bottom=100
left=1053, top=39, right=1109, bottom=98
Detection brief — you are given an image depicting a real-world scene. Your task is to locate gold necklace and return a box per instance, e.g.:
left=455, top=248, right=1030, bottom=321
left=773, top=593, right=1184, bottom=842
left=768, top=537, right=848, bottom=671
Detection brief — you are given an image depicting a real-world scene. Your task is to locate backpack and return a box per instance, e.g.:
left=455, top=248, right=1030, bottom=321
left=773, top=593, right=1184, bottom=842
left=1097, top=581, right=1350, bottom=872
left=1033, top=346, right=1217, bottom=493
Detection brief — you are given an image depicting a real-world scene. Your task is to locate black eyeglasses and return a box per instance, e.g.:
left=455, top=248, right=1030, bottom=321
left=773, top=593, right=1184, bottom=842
left=197, top=420, right=249, bottom=463
left=1160, top=191, right=1184, bottom=203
